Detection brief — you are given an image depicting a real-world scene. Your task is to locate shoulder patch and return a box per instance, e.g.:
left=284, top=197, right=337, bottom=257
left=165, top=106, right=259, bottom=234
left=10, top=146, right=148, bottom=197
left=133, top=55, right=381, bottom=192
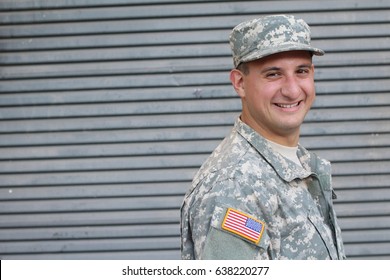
left=221, top=208, right=265, bottom=244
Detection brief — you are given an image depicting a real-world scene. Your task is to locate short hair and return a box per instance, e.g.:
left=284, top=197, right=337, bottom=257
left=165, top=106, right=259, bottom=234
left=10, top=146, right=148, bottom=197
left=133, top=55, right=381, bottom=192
left=236, top=62, right=249, bottom=75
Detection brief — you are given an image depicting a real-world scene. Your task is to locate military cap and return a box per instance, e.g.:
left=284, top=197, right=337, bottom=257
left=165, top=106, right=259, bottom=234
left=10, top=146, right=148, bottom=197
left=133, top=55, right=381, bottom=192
left=229, top=14, right=324, bottom=67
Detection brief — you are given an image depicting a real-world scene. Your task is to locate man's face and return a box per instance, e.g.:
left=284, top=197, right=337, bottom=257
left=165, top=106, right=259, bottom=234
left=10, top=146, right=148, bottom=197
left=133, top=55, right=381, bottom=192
left=231, top=50, right=316, bottom=146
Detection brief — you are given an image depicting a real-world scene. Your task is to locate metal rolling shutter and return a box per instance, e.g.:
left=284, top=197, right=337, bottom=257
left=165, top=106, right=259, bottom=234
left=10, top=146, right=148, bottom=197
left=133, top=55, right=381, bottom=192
left=0, top=0, right=389, bottom=259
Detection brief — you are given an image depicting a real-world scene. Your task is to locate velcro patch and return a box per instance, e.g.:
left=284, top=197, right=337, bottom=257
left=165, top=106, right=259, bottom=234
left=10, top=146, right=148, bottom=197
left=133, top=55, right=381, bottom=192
left=222, top=208, right=265, bottom=244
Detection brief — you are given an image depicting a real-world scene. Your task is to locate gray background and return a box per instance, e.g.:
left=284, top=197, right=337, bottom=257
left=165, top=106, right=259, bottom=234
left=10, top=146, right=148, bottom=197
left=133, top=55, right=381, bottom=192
left=0, top=0, right=389, bottom=259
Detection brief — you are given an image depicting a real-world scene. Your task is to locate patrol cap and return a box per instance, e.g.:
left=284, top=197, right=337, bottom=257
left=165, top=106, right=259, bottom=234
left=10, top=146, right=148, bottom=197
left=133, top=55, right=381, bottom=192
left=229, top=15, right=324, bottom=68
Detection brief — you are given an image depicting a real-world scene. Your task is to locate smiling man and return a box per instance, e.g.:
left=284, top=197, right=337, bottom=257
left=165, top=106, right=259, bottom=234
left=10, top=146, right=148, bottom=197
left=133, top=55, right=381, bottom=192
left=181, top=15, right=346, bottom=259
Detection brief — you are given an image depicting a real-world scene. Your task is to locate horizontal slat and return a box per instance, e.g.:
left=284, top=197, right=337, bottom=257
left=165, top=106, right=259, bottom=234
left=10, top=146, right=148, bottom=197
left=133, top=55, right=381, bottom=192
left=0, top=120, right=389, bottom=146
left=0, top=57, right=231, bottom=79
left=0, top=182, right=188, bottom=200
left=2, top=60, right=389, bottom=81
left=0, top=0, right=218, bottom=9
left=0, top=168, right=196, bottom=187
left=0, top=196, right=183, bottom=214
left=0, top=71, right=230, bottom=92
left=0, top=0, right=213, bottom=10
left=0, top=100, right=389, bottom=121
left=306, top=106, right=390, bottom=122
left=342, top=229, right=390, bottom=243
left=342, top=254, right=390, bottom=260
left=1, top=1, right=389, bottom=23
left=0, top=154, right=209, bottom=173
left=0, top=126, right=231, bottom=146
left=300, top=134, right=390, bottom=149
left=315, top=51, right=390, bottom=66
left=0, top=30, right=227, bottom=51
left=314, top=147, right=390, bottom=162
left=1, top=71, right=389, bottom=92
left=0, top=224, right=179, bottom=241
left=315, top=37, right=390, bottom=52
left=0, top=209, right=180, bottom=227
left=333, top=175, right=390, bottom=190
left=0, top=0, right=388, bottom=10
left=0, top=249, right=180, bottom=260
left=0, top=43, right=231, bottom=65
left=0, top=112, right=239, bottom=133
left=2, top=15, right=390, bottom=38
left=1, top=133, right=389, bottom=160
left=1, top=30, right=389, bottom=52
left=0, top=99, right=240, bottom=119
left=0, top=83, right=388, bottom=107
left=335, top=188, right=390, bottom=203
left=314, top=93, right=390, bottom=108
left=0, top=177, right=387, bottom=201
left=334, top=202, right=390, bottom=217
left=1, top=148, right=389, bottom=174
left=0, top=162, right=387, bottom=188
left=345, top=242, right=390, bottom=258
left=1, top=47, right=388, bottom=67
left=0, top=140, right=218, bottom=159
left=346, top=255, right=390, bottom=260
left=0, top=176, right=386, bottom=201
left=332, top=161, right=390, bottom=176
left=1, top=112, right=388, bottom=134
left=316, top=65, right=390, bottom=80
left=0, top=86, right=234, bottom=105
left=339, top=216, right=390, bottom=230
left=0, top=236, right=179, bottom=254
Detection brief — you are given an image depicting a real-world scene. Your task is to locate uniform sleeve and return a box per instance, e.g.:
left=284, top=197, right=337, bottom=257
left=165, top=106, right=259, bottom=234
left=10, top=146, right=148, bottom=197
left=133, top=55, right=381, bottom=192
left=183, top=168, right=276, bottom=260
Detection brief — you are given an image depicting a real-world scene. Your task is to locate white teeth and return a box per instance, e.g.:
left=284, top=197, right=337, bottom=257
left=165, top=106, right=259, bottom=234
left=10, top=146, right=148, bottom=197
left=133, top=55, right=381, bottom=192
left=277, top=102, right=299, bottom=108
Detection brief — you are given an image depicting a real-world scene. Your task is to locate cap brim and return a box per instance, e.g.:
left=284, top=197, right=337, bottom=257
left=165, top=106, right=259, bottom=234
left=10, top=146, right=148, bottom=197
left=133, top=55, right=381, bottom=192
left=240, top=43, right=324, bottom=65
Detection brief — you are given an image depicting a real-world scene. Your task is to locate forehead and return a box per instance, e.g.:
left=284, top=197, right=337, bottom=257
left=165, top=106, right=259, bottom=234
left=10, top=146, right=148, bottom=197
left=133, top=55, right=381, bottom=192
left=248, top=50, right=313, bottom=69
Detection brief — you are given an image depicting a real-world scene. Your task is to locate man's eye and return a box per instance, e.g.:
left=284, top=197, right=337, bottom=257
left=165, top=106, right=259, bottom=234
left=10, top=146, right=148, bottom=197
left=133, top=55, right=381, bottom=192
left=266, top=72, right=280, bottom=78
left=297, top=68, right=309, bottom=74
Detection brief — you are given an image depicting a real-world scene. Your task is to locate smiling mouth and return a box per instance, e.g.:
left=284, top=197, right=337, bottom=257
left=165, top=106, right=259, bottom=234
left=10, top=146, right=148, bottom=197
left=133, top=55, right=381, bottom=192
left=275, top=101, right=301, bottom=108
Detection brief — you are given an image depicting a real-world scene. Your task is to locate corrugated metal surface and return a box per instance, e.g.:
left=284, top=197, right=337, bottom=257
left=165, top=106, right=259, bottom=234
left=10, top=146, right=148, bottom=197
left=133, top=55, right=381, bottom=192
left=0, top=0, right=389, bottom=259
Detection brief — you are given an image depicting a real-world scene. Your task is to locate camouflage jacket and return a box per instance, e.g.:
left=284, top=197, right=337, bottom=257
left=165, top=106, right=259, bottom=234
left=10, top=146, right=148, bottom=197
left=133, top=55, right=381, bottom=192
left=181, top=118, right=346, bottom=260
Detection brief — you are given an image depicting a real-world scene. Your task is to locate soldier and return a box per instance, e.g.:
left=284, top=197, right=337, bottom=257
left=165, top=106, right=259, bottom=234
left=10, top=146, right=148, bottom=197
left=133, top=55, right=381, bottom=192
left=181, top=15, right=346, bottom=260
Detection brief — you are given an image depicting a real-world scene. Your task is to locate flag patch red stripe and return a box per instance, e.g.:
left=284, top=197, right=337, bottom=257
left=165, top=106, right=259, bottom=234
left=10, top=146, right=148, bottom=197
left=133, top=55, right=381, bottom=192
left=224, top=213, right=260, bottom=239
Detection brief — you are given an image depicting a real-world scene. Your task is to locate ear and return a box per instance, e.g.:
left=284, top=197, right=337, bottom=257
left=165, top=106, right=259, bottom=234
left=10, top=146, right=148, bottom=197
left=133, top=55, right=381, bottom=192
left=229, top=69, right=246, bottom=98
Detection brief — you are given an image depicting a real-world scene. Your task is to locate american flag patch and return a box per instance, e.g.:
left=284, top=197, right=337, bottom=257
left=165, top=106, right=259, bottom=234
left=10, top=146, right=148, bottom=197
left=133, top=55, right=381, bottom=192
left=222, top=208, right=265, bottom=244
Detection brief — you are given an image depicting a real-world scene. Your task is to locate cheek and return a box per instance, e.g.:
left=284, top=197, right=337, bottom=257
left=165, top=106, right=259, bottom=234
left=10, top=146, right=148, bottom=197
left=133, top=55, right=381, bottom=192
left=245, top=88, right=276, bottom=118
left=305, top=83, right=316, bottom=101
left=245, top=80, right=276, bottom=100
left=296, top=78, right=315, bottom=101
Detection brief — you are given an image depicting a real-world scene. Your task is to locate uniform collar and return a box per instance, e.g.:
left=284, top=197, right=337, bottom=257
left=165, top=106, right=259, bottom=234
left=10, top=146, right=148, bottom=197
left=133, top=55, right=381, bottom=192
left=235, top=117, right=313, bottom=182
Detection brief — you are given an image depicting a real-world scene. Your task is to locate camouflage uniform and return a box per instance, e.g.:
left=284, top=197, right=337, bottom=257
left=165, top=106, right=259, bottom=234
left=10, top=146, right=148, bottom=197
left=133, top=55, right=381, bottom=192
left=180, top=15, right=346, bottom=259
left=181, top=118, right=346, bottom=259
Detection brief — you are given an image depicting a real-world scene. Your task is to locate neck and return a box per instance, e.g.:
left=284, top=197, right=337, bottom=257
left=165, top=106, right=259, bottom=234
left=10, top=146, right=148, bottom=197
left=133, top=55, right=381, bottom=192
left=240, top=114, right=300, bottom=147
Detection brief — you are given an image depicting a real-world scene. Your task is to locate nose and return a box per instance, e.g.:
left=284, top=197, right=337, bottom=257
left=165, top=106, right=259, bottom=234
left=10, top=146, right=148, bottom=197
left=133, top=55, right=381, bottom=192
left=280, top=75, right=301, bottom=100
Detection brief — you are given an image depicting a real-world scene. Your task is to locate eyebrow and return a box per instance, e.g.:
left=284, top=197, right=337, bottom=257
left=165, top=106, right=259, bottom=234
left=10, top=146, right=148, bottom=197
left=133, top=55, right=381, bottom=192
left=297, top=64, right=313, bottom=68
left=260, top=64, right=312, bottom=74
left=259, top=66, right=280, bottom=75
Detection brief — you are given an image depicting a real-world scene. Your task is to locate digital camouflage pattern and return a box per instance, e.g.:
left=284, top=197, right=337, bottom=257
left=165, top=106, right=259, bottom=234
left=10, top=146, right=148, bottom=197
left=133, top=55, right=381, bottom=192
left=230, top=14, right=324, bottom=67
left=181, top=118, right=346, bottom=259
